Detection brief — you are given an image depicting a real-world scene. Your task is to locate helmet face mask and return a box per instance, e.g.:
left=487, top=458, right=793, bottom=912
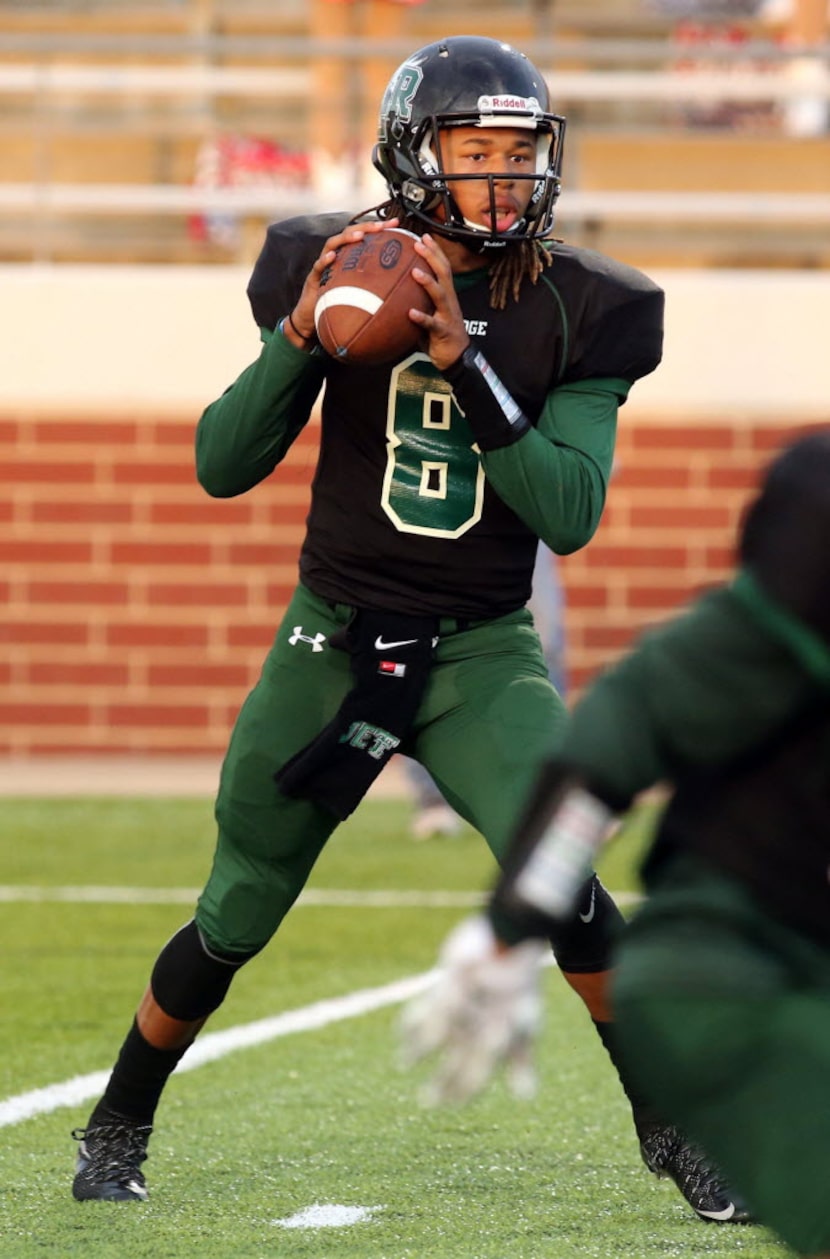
left=373, top=36, right=566, bottom=249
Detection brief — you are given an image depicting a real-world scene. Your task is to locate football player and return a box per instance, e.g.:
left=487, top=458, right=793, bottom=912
left=70, top=35, right=739, bottom=1222
left=403, top=430, right=830, bottom=1256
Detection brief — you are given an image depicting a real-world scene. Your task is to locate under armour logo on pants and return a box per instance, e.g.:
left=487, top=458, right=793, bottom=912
left=288, top=626, right=327, bottom=652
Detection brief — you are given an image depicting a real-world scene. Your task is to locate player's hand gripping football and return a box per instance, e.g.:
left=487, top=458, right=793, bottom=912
left=409, top=233, right=471, bottom=372
left=400, top=914, right=546, bottom=1106
left=284, top=219, right=402, bottom=350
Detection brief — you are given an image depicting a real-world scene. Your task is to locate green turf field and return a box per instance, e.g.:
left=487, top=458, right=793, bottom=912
left=0, top=796, right=787, bottom=1258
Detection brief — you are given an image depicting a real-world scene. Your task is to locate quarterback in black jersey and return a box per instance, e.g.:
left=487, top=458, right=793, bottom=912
left=70, top=35, right=736, bottom=1221
left=245, top=215, right=661, bottom=617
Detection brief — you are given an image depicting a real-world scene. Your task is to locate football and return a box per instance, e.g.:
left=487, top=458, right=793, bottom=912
left=313, top=227, right=433, bottom=367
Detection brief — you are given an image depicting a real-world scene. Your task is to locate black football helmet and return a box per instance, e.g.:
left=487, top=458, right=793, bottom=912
left=739, top=430, right=830, bottom=643
left=373, top=35, right=566, bottom=249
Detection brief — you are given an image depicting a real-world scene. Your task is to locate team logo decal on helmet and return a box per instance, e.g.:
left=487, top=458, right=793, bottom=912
left=378, top=62, right=424, bottom=142
left=372, top=35, right=566, bottom=248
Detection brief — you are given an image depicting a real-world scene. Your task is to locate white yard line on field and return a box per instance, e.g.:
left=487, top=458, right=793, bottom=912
left=0, top=971, right=439, bottom=1129
left=0, top=885, right=486, bottom=907
left=0, top=885, right=642, bottom=909
left=0, top=884, right=641, bottom=1130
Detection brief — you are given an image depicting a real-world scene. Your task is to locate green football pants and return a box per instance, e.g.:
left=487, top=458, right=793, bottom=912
left=611, top=856, right=830, bottom=1257
left=196, top=582, right=566, bottom=955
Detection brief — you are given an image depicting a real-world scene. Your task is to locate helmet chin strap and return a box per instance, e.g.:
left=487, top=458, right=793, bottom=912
left=455, top=179, right=529, bottom=248
left=420, top=217, right=514, bottom=253
left=462, top=213, right=525, bottom=239
left=418, top=207, right=502, bottom=252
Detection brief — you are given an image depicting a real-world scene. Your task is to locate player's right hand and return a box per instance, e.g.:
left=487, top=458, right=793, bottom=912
left=409, top=232, right=471, bottom=372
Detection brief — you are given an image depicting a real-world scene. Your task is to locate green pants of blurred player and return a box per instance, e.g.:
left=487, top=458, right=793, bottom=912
left=612, top=854, right=830, bottom=1257
left=196, top=582, right=565, bottom=955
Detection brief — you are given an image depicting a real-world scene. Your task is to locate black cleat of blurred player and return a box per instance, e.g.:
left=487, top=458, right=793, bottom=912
left=639, top=1125, right=753, bottom=1224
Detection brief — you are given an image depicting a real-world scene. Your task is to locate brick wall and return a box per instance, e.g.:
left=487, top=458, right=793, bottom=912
left=1, top=409, right=318, bottom=755
left=558, top=419, right=825, bottom=687
left=0, top=410, right=824, bottom=756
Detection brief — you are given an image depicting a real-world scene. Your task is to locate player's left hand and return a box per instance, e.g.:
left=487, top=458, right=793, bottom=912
left=400, top=914, right=546, bottom=1105
left=409, top=233, right=471, bottom=372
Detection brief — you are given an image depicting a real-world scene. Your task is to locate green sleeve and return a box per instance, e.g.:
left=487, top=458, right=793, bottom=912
left=195, top=324, right=326, bottom=498
left=479, top=377, right=626, bottom=554
left=562, top=577, right=820, bottom=803
left=731, top=570, right=830, bottom=686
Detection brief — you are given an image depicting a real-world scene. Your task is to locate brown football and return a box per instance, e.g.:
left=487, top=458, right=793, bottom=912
left=313, top=227, right=433, bottom=367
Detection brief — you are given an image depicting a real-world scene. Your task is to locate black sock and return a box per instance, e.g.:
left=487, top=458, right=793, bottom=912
left=90, top=1018, right=191, bottom=1127
left=592, top=1018, right=662, bottom=1136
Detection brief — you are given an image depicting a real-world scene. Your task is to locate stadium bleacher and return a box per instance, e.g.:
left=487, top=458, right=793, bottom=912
left=0, top=0, right=827, bottom=267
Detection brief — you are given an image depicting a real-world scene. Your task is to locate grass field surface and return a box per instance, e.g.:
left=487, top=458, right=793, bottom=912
left=0, top=796, right=788, bottom=1258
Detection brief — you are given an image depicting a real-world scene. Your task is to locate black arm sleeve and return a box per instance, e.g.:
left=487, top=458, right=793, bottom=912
left=442, top=346, right=532, bottom=451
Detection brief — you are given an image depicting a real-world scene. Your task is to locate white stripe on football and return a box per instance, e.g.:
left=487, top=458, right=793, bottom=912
left=314, top=286, right=384, bottom=328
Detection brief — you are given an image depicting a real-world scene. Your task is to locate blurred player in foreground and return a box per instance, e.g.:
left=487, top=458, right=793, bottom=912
left=69, top=34, right=736, bottom=1222
left=403, top=430, right=830, bottom=1257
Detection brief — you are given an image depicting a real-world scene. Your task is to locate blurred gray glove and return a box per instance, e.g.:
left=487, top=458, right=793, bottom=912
left=400, top=914, right=546, bottom=1105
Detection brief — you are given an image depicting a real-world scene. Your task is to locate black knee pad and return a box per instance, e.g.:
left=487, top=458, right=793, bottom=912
left=548, top=874, right=625, bottom=973
left=150, top=919, right=258, bottom=1021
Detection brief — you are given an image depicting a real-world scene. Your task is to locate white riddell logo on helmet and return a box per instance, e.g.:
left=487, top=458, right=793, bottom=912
left=479, top=94, right=542, bottom=114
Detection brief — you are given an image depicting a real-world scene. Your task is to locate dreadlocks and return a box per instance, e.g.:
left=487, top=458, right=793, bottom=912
left=487, top=238, right=553, bottom=310
left=353, top=201, right=554, bottom=312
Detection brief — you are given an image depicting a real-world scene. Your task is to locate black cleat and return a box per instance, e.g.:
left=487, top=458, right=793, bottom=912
left=72, top=1115, right=152, bottom=1202
left=639, top=1125, right=753, bottom=1223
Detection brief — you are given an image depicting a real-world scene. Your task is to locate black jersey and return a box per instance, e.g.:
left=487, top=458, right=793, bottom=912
left=654, top=704, right=830, bottom=945
left=246, top=213, right=663, bottom=619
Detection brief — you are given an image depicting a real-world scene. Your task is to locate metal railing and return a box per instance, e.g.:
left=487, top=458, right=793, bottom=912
left=1, top=59, right=828, bottom=101
left=1, top=34, right=828, bottom=263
